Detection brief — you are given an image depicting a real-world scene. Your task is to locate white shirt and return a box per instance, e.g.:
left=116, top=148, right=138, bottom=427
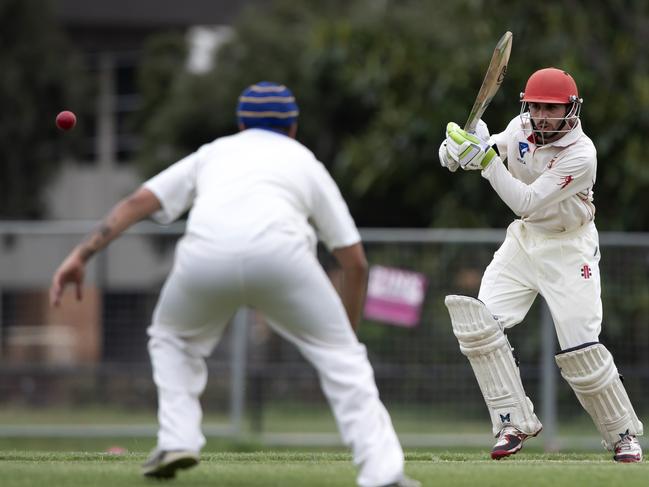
left=483, top=115, right=597, bottom=234
left=143, top=128, right=360, bottom=251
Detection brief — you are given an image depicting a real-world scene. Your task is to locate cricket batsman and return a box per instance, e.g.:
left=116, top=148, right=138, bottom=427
left=439, top=68, right=643, bottom=462
left=50, top=81, right=420, bottom=487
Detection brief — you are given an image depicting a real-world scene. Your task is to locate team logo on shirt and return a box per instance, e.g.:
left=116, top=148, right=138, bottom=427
left=558, top=175, right=574, bottom=189
left=581, top=264, right=592, bottom=279
left=518, top=141, right=530, bottom=159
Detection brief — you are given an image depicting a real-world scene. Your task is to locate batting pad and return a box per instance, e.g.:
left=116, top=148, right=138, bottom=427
left=555, top=343, right=643, bottom=450
left=445, top=295, right=543, bottom=436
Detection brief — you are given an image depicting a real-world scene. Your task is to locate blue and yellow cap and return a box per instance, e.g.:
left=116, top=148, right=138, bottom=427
left=236, top=81, right=299, bottom=128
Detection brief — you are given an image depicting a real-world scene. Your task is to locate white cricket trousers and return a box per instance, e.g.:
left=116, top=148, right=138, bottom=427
left=147, top=234, right=404, bottom=487
left=479, top=219, right=602, bottom=349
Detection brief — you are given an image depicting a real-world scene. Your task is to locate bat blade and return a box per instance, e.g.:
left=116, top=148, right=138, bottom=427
left=464, top=31, right=513, bottom=133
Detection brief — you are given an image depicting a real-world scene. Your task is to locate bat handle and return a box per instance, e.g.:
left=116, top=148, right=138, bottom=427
left=464, top=120, right=478, bottom=133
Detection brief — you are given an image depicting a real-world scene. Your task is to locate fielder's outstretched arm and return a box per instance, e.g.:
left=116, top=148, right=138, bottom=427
left=49, top=187, right=162, bottom=307
left=332, top=242, right=369, bottom=332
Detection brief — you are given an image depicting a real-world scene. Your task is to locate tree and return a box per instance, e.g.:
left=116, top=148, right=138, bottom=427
left=0, top=0, right=86, bottom=219
left=132, top=0, right=649, bottom=230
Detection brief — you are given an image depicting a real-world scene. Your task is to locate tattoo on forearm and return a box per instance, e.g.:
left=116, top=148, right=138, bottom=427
left=79, top=222, right=113, bottom=260
left=79, top=247, right=96, bottom=261
left=99, top=224, right=111, bottom=238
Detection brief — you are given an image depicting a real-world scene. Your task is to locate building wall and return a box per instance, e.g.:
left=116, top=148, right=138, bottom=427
left=47, top=1, right=251, bottom=220
left=1, top=3, right=251, bottom=365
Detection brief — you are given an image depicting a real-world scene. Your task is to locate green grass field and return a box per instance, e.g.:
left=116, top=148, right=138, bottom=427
left=1, top=406, right=647, bottom=486
left=1, top=450, right=648, bottom=487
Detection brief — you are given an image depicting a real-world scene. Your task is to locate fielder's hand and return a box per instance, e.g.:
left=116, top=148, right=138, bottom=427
left=50, top=252, right=86, bottom=307
left=445, top=122, right=497, bottom=170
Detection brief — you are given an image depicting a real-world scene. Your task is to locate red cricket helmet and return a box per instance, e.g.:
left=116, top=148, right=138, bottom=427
left=520, top=68, right=580, bottom=104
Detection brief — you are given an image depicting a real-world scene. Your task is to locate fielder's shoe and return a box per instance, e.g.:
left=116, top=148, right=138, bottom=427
left=491, top=425, right=540, bottom=460
left=141, top=448, right=199, bottom=478
left=613, top=432, right=642, bottom=463
left=380, top=475, right=422, bottom=487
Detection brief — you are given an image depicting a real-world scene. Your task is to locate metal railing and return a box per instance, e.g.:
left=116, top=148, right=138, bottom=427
left=1, top=221, right=648, bottom=450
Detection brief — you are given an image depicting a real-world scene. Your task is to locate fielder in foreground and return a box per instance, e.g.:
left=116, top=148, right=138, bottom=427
left=50, top=81, right=419, bottom=487
left=439, top=68, right=643, bottom=462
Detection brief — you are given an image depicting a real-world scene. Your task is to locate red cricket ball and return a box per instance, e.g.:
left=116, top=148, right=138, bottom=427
left=56, top=110, right=77, bottom=131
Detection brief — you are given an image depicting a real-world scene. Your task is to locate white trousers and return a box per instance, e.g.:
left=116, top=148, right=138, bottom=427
left=479, top=220, right=602, bottom=349
left=147, top=235, right=404, bottom=487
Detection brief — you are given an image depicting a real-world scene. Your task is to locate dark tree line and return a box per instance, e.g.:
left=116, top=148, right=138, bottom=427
left=4, top=0, right=649, bottom=230
left=133, top=0, right=649, bottom=230
left=0, top=0, right=86, bottom=219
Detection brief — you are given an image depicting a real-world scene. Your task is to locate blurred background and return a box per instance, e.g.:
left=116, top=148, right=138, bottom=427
left=0, top=0, right=648, bottom=452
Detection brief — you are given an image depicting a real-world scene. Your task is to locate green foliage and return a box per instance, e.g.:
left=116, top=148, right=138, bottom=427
left=133, top=0, right=649, bottom=230
left=0, top=0, right=87, bottom=218
left=131, top=33, right=190, bottom=178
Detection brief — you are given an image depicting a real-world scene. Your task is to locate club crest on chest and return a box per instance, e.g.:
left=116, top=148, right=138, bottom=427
left=518, top=142, right=530, bottom=163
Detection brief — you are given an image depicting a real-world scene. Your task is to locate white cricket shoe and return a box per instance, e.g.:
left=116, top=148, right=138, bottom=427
left=613, top=431, right=642, bottom=463
left=141, top=448, right=199, bottom=478
left=491, top=425, right=540, bottom=460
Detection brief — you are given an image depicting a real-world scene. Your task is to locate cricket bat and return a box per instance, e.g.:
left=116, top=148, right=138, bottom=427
left=464, top=31, right=513, bottom=133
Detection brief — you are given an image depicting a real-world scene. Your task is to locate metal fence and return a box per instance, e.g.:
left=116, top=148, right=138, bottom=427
left=0, top=221, right=648, bottom=450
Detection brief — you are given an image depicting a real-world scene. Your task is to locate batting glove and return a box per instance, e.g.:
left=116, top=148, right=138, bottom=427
left=445, top=122, right=497, bottom=171
left=438, top=139, right=460, bottom=172
left=474, top=119, right=491, bottom=142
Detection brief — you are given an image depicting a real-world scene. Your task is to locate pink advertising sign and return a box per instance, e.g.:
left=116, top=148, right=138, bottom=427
left=364, top=265, right=428, bottom=327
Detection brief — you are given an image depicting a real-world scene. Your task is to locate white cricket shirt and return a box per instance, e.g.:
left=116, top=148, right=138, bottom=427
left=143, top=128, right=360, bottom=251
left=483, top=116, right=597, bottom=234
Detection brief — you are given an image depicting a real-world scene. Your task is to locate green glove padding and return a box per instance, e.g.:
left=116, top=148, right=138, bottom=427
left=445, top=122, right=497, bottom=170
